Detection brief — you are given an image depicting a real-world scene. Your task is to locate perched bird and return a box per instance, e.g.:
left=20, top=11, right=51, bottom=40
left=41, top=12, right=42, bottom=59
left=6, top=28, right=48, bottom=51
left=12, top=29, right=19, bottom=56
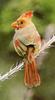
left=11, top=11, right=41, bottom=88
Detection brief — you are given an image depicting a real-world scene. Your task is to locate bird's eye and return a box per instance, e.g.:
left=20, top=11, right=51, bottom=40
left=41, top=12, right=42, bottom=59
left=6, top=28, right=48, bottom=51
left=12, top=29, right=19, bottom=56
left=20, top=21, right=23, bottom=24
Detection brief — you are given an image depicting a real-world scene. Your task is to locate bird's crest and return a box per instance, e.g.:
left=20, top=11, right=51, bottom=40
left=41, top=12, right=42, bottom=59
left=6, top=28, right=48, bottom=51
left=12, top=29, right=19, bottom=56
left=17, top=11, right=33, bottom=21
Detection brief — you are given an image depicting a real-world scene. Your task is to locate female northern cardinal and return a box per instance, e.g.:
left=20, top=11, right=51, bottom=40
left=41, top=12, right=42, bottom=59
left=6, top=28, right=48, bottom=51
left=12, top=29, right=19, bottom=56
left=11, top=11, right=41, bottom=88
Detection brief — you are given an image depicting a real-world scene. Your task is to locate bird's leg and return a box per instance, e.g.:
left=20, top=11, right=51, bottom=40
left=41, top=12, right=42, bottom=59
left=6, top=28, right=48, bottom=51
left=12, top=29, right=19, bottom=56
left=24, top=45, right=41, bottom=88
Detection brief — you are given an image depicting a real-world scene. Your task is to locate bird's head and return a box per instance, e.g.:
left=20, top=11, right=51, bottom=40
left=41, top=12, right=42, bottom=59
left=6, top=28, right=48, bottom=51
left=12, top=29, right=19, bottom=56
left=11, top=11, right=33, bottom=30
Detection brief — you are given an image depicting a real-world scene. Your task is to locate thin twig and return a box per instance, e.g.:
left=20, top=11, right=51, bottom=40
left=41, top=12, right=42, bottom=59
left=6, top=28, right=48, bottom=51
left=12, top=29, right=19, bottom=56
left=0, top=35, right=55, bottom=81
left=0, top=62, right=24, bottom=81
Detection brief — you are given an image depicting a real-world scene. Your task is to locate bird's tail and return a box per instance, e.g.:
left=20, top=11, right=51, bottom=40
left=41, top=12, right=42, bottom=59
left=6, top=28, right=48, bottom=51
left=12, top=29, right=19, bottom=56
left=24, top=51, right=40, bottom=88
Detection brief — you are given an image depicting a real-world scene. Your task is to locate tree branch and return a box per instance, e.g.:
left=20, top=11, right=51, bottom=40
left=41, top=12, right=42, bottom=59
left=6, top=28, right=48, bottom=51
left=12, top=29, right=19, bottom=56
left=0, top=35, right=55, bottom=81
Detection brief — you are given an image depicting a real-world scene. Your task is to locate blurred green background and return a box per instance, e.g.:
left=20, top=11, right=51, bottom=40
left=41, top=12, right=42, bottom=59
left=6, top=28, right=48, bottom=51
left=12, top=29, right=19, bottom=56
left=0, top=0, right=55, bottom=100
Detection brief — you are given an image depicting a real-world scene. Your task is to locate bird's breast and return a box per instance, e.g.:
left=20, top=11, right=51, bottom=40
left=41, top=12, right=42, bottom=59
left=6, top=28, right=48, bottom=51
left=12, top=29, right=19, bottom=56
left=13, top=24, right=41, bottom=56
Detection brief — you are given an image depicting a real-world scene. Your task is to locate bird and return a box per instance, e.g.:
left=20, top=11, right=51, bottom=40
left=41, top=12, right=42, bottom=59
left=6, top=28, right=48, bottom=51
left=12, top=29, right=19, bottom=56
left=11, top=11, right=41, bottom=88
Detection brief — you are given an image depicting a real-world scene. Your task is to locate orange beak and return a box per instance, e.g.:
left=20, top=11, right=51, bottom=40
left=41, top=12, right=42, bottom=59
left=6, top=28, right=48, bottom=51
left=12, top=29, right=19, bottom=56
left=11, top=21, right=19, bottom=29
